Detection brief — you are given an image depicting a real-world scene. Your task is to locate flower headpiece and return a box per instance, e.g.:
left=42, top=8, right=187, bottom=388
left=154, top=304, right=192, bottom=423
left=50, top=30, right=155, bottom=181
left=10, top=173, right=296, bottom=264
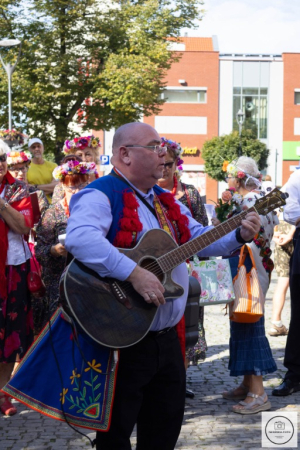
left=225, top=160, right=262, bottom=186
left=226, top=161, right=246, bottom=179
left=62, top=135, right=101, bottom=155
left=7, top=151, right=31, bottom=167
left=0, top=129, right=26, bottom=145
left=160, top=137, right=184, bottom=177
left=52, top=161, right=98, bottom=181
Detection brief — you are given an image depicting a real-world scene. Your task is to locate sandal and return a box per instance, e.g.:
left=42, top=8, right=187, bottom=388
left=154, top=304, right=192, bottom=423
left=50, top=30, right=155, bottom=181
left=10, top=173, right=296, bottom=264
left=232, top=392, right=271, bottom=415
left=222, top=383, right=249, bottom=400
left=0, top=394, right=17, bottom=416
left=268, top=324, right=288, bottom=336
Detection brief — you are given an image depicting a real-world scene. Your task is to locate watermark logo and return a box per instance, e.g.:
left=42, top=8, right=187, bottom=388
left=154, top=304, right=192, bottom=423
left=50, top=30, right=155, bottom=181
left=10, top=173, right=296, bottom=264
left=262, top=412, right=298, bottom=448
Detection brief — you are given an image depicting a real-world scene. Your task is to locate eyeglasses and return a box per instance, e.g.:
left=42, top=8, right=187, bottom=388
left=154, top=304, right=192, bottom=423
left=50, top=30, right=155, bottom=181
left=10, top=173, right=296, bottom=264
left=125, top=145, right=167, bottom=156
left=225, top=176, right=235, bottom=182
left=163, top=161, right=175, bottom=169
left=10, top=166, right=27, bottom=173
left=0, top=154, right=7, bottom=163
left=63, top=183, right=88, bottom=193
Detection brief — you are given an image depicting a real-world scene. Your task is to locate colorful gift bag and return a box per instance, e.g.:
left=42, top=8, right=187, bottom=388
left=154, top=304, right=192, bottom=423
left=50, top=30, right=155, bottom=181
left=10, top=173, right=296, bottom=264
left=2, top=308, right=118, bottom=431
left=190, top=257, right=235, bottom=306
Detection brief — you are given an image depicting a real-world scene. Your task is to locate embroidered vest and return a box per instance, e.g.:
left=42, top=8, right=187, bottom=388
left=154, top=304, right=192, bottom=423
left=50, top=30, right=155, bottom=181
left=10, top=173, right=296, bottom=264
left=87, top=172, right=166, bottom=245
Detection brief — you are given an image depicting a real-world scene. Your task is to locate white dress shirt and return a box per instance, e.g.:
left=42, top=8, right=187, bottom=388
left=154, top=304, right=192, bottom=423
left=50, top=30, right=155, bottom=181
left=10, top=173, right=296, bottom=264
left=283, top=169, right=300, bottom=226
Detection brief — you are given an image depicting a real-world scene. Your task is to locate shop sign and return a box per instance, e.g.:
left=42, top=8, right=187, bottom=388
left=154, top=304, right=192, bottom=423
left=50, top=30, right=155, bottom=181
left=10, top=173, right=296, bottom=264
left=182, top=147, right=200, bottom=156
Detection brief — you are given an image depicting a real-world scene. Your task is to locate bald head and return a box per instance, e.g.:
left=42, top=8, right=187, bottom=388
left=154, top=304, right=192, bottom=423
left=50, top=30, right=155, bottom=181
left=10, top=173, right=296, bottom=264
left=112, top=122, right=158, bottom=154
left=110, top=122, right=164, bottom=193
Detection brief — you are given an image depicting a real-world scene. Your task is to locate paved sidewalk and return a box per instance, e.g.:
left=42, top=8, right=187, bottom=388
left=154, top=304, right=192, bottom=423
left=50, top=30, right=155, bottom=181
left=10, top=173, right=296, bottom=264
left=0, top=272, right=298, bottom=450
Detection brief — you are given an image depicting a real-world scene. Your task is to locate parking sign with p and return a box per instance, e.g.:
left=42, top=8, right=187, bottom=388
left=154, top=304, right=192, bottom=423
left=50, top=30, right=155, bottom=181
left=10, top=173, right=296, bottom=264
left=100, top=155, right=110, bottom=165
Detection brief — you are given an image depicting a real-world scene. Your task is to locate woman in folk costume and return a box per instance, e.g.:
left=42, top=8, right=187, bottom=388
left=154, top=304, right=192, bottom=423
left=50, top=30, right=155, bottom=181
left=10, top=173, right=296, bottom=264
left=7, top=150, right=49, bottom=216
left=157, top=137, right=208, bottom=399
left=35, top=160, right=98, bottom=326
left=7, top=149, right=49, bottom=335
left=0, top=140, right=34, bottom=416
left=2, top=164, right=117, bottom=435
left=52, top=135, right=100, bottom=204
left=218, top=156, right=278, bottom=414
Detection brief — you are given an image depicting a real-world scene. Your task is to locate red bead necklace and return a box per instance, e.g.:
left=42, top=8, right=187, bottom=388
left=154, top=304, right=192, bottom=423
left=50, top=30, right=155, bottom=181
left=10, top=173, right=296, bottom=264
left=63, top=195, right=70, bottom=218
left=171, top=175, right=178, bottom=197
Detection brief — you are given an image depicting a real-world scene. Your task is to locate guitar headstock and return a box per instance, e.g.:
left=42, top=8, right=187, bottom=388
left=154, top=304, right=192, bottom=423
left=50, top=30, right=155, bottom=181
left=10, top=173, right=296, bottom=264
left=254, top=188, right=289, bottom=216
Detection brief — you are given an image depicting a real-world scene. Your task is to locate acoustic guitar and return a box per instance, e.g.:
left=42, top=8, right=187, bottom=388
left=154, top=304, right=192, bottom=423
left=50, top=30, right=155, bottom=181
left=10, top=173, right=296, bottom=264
left=60, top=188, right=288, bottom=348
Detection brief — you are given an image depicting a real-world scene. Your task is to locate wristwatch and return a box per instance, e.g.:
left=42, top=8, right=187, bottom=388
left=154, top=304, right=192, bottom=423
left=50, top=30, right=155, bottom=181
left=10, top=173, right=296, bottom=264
left=235, top=227, right=253, bottom=244
left=0, top=202, right=9, bottom=213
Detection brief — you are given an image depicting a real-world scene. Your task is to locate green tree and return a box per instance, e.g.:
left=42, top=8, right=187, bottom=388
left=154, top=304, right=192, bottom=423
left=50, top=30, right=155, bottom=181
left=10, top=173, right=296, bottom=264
left=201, top=130, right=269, bottom=181
left=0, top=0, right=204, bottom=159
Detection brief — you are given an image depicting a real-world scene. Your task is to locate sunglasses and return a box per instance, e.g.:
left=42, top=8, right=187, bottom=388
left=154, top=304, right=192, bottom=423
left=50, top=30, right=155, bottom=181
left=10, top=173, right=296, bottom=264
left=163, top=161, right=175, bottom=169
left=10, top=166, right=28, bottom=173
left=0, top=154, right=7, bottom=163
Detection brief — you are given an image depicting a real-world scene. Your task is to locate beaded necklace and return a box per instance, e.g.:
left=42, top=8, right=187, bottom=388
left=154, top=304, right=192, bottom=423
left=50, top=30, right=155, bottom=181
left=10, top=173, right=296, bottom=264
left=62, top=195, right=70, bottom=218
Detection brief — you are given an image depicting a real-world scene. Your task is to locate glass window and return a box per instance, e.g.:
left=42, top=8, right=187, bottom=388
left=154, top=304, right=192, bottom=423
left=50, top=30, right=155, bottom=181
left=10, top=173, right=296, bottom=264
left=243, top=88, right=259, bottom=96
left=233, top=62, right=243, bottom=87
left=232, top=96, right=242, bottom=132
left=163, top=90, right=206, bottom=103
left=232, top=61, right=269, bottom=139
left=295, top=92, right=300, bottom=105
left=243, top=96, right=259, bottom=136
left=259, top=97, right=268, bottom=138
left=243, top=62, right=260, bottom=88
left=260, top=63, right=269, bottom=87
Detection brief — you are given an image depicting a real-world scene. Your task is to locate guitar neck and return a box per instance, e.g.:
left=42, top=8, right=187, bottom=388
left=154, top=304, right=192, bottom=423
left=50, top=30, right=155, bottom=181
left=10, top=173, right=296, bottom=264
left=158, top=207, right=253, bottom=273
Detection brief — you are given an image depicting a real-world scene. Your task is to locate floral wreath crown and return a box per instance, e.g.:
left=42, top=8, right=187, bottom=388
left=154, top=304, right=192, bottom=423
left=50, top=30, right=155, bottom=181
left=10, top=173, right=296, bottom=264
left=0, top=129, right=26, bottom=145
left=160, top=137, right=184, bottom=176
left=62, top=135, right=101, bottom=155
left=52, top=161, right=98, bottom=181
left=223, top=160, right=262, bottom=186
left=7, top=151, right=31, bottom=167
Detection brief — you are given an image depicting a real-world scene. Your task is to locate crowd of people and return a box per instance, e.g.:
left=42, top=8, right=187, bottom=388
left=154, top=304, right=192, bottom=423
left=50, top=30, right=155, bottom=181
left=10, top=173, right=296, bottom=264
left=0, top=122, right=299, bottom=449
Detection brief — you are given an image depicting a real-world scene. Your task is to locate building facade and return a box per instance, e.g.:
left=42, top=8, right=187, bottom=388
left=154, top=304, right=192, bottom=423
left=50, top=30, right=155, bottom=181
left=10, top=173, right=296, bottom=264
left=99, top=37, right=300, bottom=200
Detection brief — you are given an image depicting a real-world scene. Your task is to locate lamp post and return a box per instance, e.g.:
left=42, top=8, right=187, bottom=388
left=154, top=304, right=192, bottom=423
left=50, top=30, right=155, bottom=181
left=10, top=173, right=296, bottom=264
left=0, top=38, right=22, bottom=130
left=236, top=109, right=245, bottom=157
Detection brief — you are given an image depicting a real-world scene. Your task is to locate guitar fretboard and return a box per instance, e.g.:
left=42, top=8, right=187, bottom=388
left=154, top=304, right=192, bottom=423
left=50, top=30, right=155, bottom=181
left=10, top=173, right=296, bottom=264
left=158, top=207, right=253, bottom=273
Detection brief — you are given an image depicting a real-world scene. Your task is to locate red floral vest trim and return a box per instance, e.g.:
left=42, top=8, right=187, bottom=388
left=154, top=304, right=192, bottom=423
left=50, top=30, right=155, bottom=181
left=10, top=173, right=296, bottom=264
left=113, top=190, right=191, bottom=248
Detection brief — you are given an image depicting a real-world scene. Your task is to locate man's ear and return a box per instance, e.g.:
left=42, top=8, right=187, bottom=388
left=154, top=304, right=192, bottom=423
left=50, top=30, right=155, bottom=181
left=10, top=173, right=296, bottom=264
left=119, top=146, right=131, bottom=165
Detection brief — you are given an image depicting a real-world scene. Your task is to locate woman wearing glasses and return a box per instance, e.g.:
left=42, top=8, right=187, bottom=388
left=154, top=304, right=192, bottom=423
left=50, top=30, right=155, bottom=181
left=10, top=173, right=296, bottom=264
left=157, top=137, right=208, bottom=398
left=0, top=141, right=34, bottom=416
left=35, top=160, right=98, bottom=326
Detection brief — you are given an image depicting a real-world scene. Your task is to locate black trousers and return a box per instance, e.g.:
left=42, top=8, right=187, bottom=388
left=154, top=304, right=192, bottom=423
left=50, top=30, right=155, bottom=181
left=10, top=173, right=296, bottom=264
left=96, top=328, right=186, bottom=450
left=284, top=228, right=300, bottom=381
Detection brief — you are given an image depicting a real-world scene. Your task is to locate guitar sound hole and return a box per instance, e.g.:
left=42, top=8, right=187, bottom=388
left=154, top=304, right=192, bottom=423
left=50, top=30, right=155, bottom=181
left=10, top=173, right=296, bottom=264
left=140, top=258, right=164, bottom=283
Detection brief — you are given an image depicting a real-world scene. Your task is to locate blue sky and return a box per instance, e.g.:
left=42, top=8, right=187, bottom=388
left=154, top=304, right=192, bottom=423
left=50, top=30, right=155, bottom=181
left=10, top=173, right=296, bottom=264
left=183, top=0, right=300, bottom=54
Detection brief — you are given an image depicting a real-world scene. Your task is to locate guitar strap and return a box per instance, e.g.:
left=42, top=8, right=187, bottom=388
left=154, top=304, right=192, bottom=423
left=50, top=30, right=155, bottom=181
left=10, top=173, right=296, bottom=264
left=109, top=170, right=156, bottom=217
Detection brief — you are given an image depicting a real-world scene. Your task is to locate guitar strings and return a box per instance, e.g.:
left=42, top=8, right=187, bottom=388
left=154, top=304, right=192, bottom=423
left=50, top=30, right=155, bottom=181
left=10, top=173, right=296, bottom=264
left=117, top=214, right=248, bottom=296
left=114, top=195, right=284, bottom=297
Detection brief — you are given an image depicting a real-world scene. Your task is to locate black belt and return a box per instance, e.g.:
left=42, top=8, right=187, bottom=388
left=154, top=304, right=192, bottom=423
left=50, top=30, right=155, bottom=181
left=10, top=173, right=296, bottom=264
left=148, top=327, right=173, bottom=337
